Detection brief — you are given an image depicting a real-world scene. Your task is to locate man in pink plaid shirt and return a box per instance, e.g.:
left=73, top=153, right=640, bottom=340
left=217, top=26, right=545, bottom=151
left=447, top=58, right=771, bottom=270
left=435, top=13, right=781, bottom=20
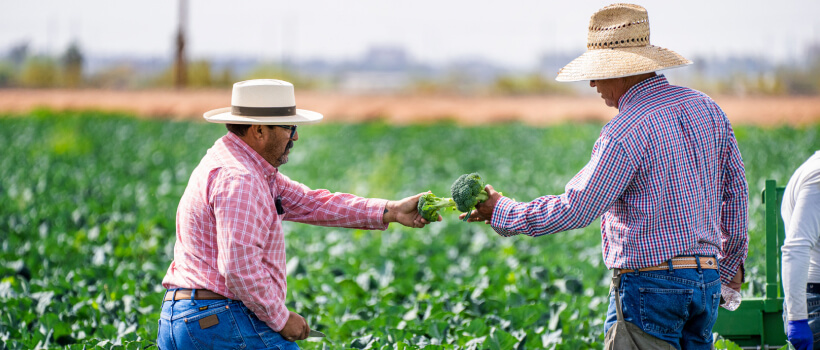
left=157, top=80, right=432, bottom=350
left=462, top=4, right=748, bottom=349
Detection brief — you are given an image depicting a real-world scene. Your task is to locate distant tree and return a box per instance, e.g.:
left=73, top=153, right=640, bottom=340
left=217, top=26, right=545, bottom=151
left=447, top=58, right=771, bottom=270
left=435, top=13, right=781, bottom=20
left=61, top=42, right=84, bottom=88
left=152, top=59, right=226, bottom=88
left=493, top=73, right=574, bottom=95
left=19, top=56, right=58, bottom=88
left=779, top=54, right=820, bottom=95
left=213, top=67, right=234, bottom=88
left=7, top=42, right=29, bottom=66
left=243, top=63, right=317, bottom=89
left=86, top=65, right=138, bottom=89
left=187, top=60, right=212, bottom=87
left=0, top=61, right=15, bottom=87
left=408, top=77, right=446, bottom=95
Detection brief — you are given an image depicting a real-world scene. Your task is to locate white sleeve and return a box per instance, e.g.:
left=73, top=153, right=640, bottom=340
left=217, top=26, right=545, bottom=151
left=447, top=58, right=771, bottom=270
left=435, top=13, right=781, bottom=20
left=782, top=177, right=820, bottom=321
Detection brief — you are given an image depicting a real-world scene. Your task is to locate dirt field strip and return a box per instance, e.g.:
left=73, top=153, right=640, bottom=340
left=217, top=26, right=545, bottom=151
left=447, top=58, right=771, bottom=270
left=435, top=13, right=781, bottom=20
left=0, top=89, right=818, bottom=126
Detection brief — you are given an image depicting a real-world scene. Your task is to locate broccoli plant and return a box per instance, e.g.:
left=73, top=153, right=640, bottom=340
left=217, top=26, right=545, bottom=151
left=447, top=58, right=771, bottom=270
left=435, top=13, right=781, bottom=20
left=417, top=193, right=456, bottom=222
left=451, top=173, right=496, bottom=221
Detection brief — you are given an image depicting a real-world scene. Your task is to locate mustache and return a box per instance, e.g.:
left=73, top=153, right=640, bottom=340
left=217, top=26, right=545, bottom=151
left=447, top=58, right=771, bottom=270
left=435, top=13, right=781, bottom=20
left=286, top=140, right=294, bottom=150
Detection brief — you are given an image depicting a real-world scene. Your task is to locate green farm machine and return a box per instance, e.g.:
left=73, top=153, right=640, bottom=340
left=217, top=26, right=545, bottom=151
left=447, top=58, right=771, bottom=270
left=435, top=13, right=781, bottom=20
left=712, top=180, right=788, bottom=348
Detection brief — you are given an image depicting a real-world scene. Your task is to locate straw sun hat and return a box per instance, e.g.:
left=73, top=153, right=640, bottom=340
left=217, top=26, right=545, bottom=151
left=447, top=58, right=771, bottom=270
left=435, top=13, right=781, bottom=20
left=204, top=79, right=323, bottom=125
left=556, top=3, right=692, bottom=82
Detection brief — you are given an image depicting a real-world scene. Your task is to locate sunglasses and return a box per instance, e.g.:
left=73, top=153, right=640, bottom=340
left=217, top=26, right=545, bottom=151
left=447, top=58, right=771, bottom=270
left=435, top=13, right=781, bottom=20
left=274, top=125, right=297, bottom=139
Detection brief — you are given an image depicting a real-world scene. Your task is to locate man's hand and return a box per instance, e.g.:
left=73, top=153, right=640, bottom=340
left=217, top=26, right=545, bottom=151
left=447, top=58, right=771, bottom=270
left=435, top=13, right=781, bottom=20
left=727, top=267, right=744, bottom=292
left=280, top=311, right=310, bottom=342
left=787, top=319, right=813, bottom=350
left=383, top=192, right=434, bottom=228
left=458, top=185, right=502, bottom=224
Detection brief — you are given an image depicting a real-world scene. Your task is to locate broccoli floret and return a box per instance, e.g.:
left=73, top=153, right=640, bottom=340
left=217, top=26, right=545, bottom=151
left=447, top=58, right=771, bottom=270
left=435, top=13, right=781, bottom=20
left=417, top=193, right=456, bottom=222
left=451, top=173, right=491, bottom=221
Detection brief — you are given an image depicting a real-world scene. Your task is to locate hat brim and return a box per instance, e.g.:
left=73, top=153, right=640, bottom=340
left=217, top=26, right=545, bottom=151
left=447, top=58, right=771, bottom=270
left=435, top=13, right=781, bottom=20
left=556, top=45, right=692, bottom=82
left=203, top=107, right=324, bottom=125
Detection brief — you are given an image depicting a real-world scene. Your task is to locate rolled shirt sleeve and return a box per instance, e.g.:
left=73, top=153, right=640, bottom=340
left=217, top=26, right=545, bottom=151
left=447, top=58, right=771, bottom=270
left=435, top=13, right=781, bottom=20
left=718, top=132, right=749, bottom=286
left=277, top=173, right=389, bottom=230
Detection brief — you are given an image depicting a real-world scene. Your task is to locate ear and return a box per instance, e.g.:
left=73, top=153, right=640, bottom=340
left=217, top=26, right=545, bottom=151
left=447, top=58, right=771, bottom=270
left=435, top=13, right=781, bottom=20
left=252, top=125, right=265, bottom=139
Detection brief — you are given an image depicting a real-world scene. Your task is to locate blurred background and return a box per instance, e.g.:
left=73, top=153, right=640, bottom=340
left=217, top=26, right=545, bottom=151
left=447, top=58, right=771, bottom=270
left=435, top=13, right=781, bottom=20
left=1, top=2, right=819, bottom=348
left=1, top=0, right=818, bottom=96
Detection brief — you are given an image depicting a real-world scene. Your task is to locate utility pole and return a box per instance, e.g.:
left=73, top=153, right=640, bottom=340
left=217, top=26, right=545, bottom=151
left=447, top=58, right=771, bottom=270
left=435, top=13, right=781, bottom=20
left=174, top=0, right=187, bottom=89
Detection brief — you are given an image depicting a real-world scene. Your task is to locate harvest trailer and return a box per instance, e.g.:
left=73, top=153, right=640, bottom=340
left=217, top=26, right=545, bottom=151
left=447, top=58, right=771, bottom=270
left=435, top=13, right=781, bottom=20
left=712, top=180, right=788, bottom=348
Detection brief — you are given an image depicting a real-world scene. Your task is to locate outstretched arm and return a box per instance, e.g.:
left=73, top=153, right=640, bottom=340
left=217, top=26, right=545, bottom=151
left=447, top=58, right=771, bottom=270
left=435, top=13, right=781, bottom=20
left=464, top=137, right=635, bottom=238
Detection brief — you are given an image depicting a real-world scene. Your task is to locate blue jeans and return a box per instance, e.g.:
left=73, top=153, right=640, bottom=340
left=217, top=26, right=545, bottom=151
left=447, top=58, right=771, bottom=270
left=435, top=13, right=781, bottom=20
left=157, top=290, right=299, bottom=350
left=604, top=267, right=722, bottom=350
left=784, top=291, right=820, bottom=348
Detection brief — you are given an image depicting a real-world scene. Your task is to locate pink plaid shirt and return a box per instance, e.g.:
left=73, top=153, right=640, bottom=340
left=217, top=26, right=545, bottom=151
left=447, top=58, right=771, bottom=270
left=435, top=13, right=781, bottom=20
left=162, top=132, right=388, bottom=331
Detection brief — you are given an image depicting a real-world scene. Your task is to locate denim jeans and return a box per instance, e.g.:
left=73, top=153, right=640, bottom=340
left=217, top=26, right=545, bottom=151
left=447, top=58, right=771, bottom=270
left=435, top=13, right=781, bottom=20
left=783, top=291, right=820, bottom=348
left=157, top=290, right=299, bottom=350
left=604, top=267, right=722, bottom=350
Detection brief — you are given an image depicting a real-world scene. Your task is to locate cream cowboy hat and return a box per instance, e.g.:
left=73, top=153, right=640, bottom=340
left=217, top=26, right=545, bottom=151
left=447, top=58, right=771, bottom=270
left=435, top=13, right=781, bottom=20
left=556, top=3, right=692, bottom=82
left=204, top=79, right=323, bottom=125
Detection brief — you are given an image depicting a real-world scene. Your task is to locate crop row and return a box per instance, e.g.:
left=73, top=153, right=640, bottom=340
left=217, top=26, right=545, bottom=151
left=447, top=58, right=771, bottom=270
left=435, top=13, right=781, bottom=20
left=0, top=110, right=817, bottom=349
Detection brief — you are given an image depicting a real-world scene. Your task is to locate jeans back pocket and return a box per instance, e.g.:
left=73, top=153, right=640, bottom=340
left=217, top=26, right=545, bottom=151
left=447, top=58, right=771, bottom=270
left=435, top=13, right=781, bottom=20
left=639, top=287, right=694, bottom=336
left=182, top=304, right=245, bottom=350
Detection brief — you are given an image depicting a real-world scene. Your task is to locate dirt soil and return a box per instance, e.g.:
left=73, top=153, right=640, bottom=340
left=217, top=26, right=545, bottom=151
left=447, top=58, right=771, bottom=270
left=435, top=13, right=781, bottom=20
left=1, top=89, right=819, bottom=126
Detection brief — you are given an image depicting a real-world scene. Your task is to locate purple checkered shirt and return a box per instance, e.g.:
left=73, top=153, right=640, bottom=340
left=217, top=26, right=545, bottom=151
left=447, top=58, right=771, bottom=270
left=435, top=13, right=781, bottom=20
left=490, top=75, right=748, bottom=285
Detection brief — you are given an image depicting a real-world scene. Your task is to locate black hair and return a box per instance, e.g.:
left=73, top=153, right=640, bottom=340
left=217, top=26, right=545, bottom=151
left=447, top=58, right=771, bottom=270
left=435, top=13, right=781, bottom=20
left=225, top=124, right=272, bottom=136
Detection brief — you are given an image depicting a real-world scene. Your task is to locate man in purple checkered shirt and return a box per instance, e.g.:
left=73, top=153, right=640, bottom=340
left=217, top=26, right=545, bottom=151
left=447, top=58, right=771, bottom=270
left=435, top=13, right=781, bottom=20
left=461, top=4, right=748, bottom=349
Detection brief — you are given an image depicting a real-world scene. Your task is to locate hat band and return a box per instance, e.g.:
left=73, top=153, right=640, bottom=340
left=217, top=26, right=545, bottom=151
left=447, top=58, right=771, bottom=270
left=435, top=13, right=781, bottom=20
left=232, top=105, right=296, bottom=117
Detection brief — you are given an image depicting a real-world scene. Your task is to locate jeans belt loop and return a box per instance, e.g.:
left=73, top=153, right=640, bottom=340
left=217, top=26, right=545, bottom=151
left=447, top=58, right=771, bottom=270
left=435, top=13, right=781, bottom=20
left=190, top=288, right=197, bottom=306
left=694, top=254, right=703, bottom=273
left=667, top=259, right=674, bottom=274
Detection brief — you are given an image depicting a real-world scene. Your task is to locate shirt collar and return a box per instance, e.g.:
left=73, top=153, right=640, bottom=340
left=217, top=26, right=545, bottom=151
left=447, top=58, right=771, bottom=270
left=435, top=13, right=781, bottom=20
left=618, top=74, right=669, bottom=110
left=223, top=131, right=278, bottom=177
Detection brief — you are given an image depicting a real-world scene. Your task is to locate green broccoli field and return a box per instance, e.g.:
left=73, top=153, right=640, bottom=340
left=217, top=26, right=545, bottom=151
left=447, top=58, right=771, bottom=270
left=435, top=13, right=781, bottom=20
left=1, top=110, right=817, bottom=349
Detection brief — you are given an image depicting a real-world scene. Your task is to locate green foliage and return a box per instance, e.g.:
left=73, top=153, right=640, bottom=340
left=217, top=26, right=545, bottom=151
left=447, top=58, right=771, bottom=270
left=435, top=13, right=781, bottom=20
left=0, top=111, right=817, bottom=349
left=713, top=338, right=744, bottom=349
left=19, top=56, right=59, bottom=88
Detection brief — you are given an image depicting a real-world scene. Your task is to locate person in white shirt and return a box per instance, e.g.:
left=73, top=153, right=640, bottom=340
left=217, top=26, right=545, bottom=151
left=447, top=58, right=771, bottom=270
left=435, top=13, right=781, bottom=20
left=782, top=150, right=820, bottom=350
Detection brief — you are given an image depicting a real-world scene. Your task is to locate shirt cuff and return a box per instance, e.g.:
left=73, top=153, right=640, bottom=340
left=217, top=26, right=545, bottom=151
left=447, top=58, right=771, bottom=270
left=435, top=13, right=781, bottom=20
left=370, top=198, right=390, bottom=230
left=490, top=196, right=520, bottom=237
left=262, top=302, right=290, bottom=332
left=719, top=256, right=744, bottom=285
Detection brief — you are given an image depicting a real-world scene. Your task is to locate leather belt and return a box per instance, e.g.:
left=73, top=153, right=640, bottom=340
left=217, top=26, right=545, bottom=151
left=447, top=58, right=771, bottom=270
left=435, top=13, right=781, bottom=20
left=614, top=256, right=718, bottom=275
left=808, top=283, right=820, bottom=294
left=164, top=289, right=228, bottom=301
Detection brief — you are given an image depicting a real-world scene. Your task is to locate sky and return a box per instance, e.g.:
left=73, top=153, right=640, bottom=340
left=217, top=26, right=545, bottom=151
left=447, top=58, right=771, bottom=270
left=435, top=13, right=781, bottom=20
left=1, top=0, right=818, bottom=69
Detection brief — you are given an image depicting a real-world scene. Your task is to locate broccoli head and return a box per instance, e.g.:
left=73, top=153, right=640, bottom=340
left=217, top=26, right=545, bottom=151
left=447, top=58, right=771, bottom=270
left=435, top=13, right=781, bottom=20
left=417, top=193, right=456, bottom=222
left=451, top=173, right=491, bottom=221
